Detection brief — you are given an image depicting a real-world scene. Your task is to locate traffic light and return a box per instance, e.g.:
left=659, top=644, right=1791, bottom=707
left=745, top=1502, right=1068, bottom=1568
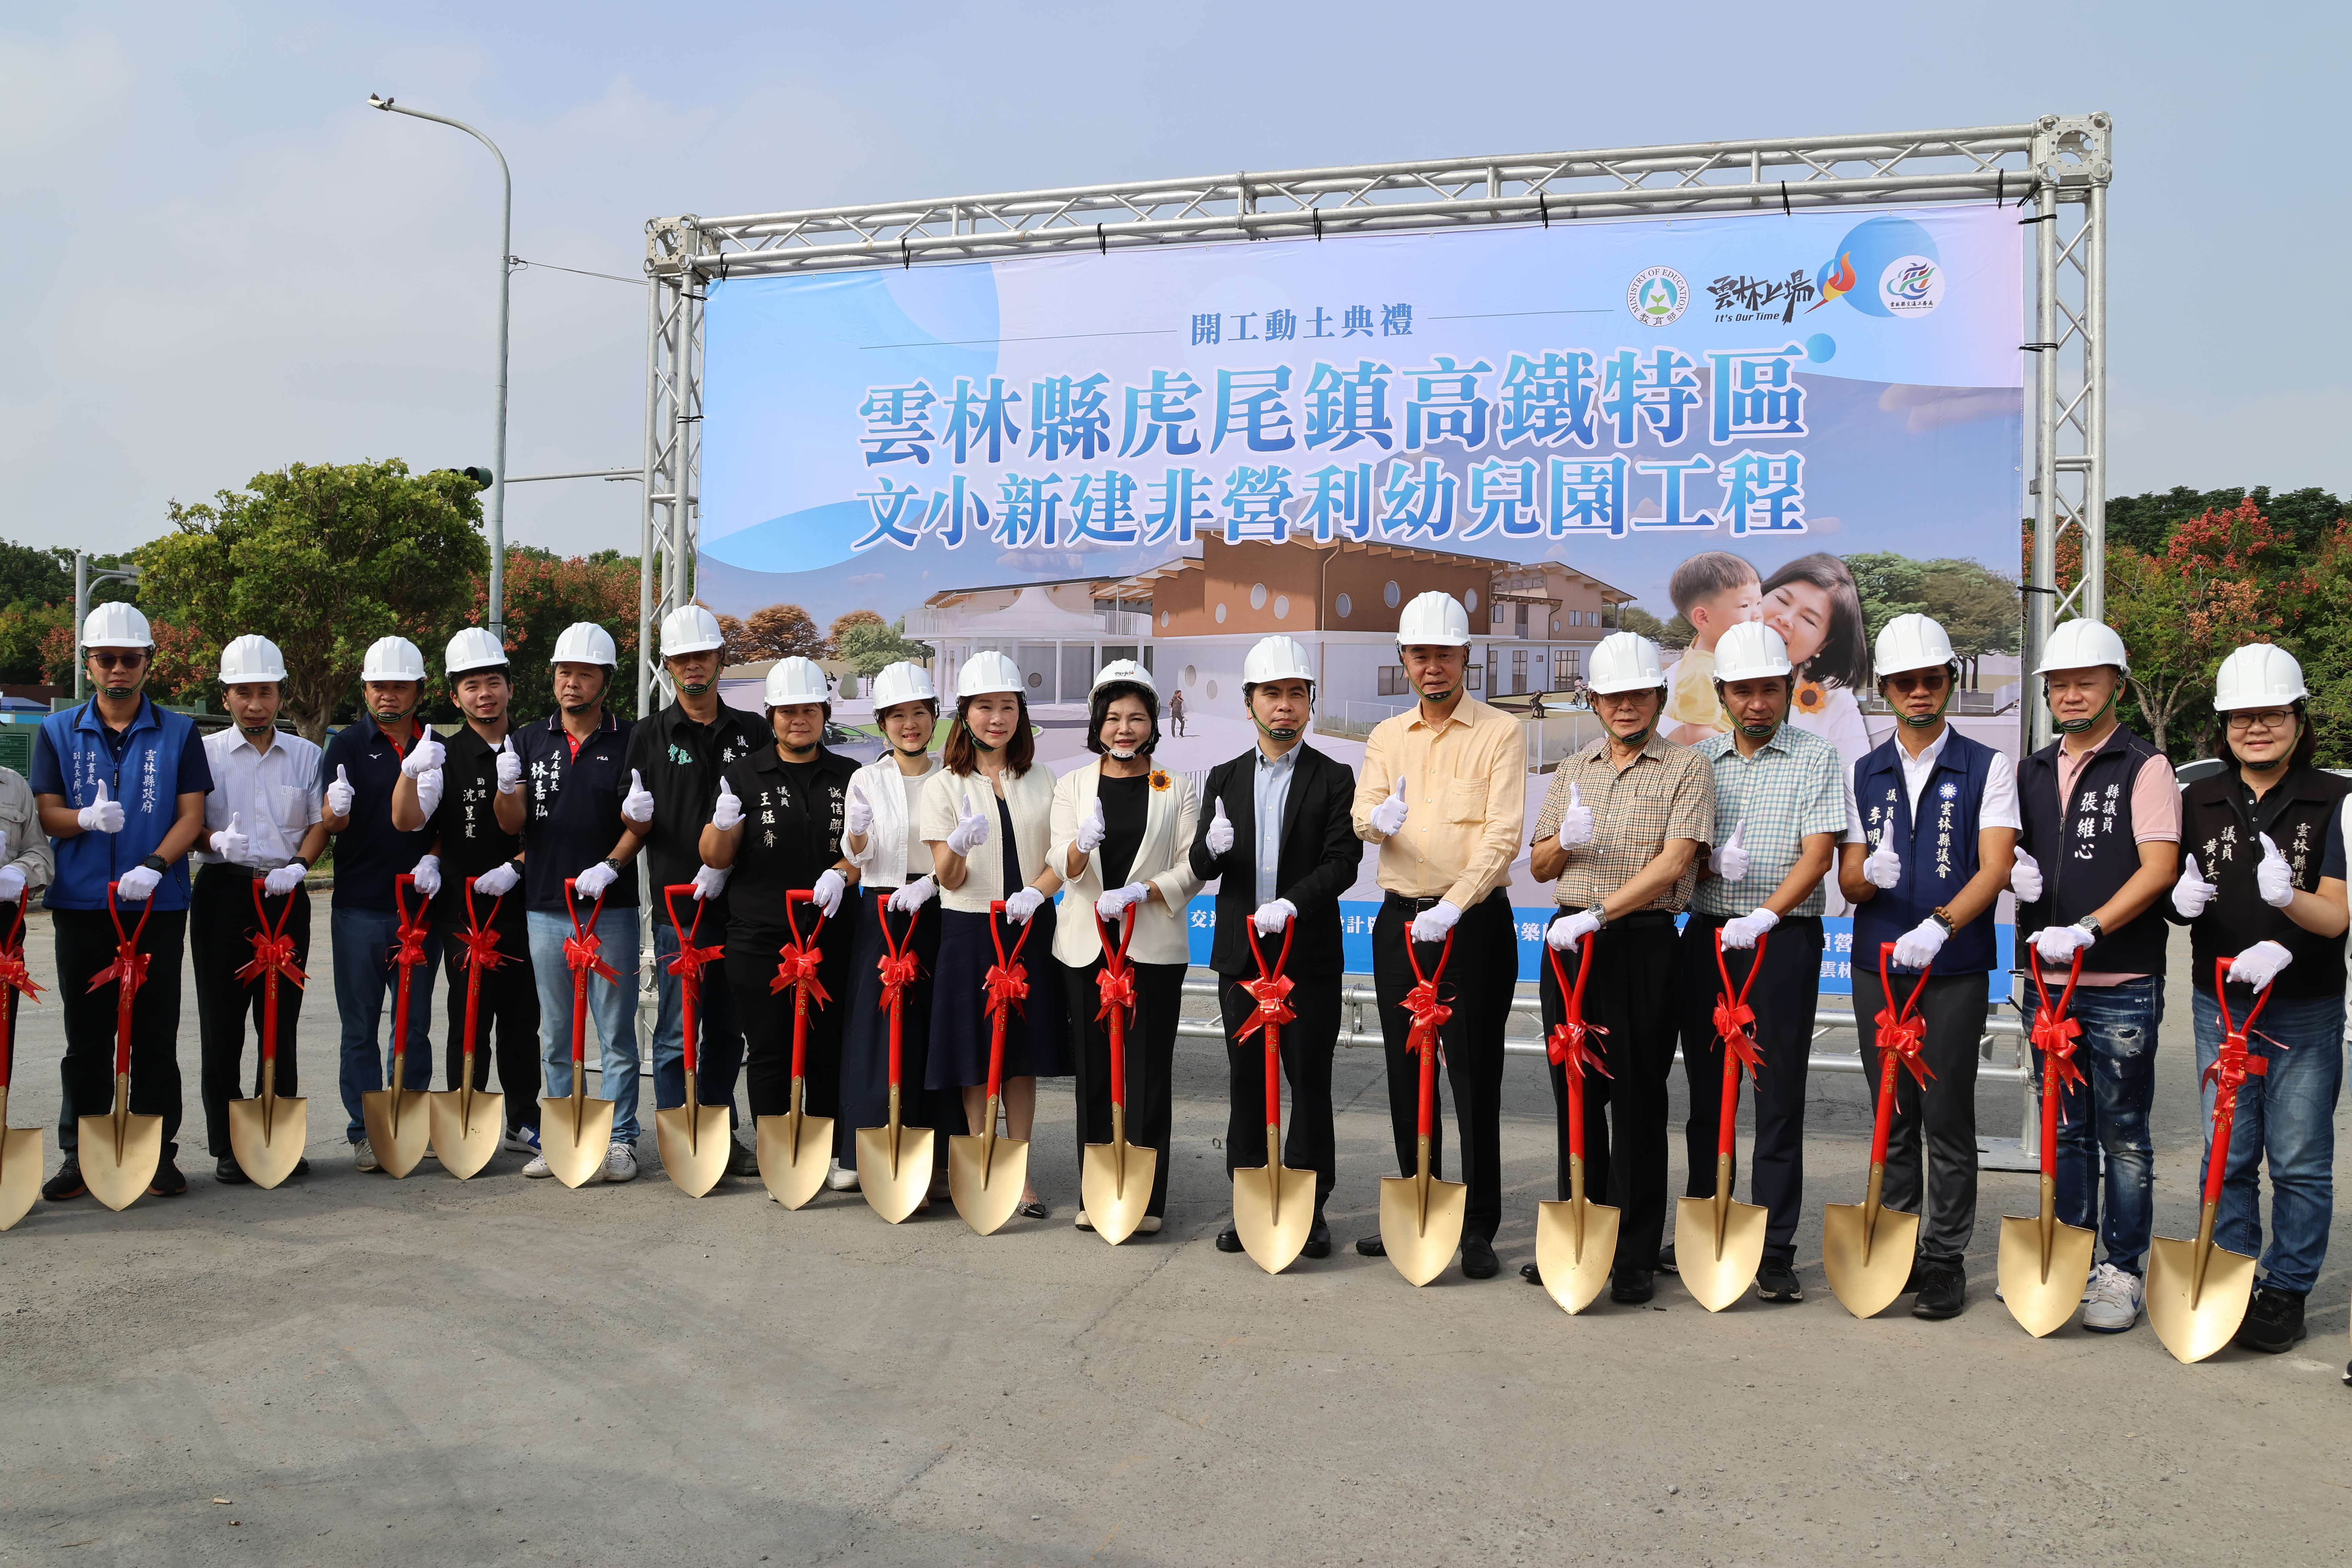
left=433, top=466, right=494, bottom=489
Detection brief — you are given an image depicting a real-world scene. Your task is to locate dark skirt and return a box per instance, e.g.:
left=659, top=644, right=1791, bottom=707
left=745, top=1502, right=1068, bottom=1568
left=926, top=902, right=1072, bottom=1090
left=837, top=888, right=965, bottom=1165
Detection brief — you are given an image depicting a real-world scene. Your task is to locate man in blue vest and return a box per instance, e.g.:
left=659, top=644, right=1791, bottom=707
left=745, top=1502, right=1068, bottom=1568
left=29, top=602, right=212, bottom=1201
left=1838, top=614, right=2020, bottom=1319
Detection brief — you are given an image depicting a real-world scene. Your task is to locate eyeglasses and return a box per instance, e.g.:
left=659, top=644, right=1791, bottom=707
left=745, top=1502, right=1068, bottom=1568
left=88, top=651, right=147, bottom=671
left=1885, top=671, right=1949, bottom=694
left=2226, top=709, right=2297, bottom=733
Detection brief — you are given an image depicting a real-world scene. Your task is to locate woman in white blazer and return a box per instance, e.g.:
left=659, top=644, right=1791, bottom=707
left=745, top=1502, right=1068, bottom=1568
left=1050, top=661, right=1202, bottom=1233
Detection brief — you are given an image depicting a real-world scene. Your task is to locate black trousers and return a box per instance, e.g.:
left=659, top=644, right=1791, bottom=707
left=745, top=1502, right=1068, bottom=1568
left=55, top=907, right=187, bottom=1163
left=191, top=866, right=311, bottom=1159
left=727, top=927, right=854, bottom=1122
left=1678, top=913, right=1824, bottom=1263
left=1219, top=966, right=1340, bottom=1212
left=1066, top=958, right=1183, bottom=1219
left=1373, top=889, right=1513, bottom=1243
left=1538, top=910, right=1681, bottom=1272
left=440, top=926, right=542, bottom=1133
left=1852, top=967, right=1985, bottom=1267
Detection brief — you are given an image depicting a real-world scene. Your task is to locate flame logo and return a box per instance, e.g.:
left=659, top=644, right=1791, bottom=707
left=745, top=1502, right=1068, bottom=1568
left=1807, top=250, right=1856, bottom=313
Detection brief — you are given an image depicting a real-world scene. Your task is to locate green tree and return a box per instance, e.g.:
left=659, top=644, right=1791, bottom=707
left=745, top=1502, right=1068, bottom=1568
left=2102, top=500, right=2285, bottom=755
left=0, top=539, right=73, bottom=610
left=139, top=459, right=488, bottom=740
left=1615, top=604, right=1671, bottom=642
left=476, top=546, right=641, bottom=723
left=834, top=615, right=935, bottom=677
left=1840, top=551, right=1927, bottom=641
left=1915, top=559, right=2019, bottom=687
left=2108, top=484, right=2344, bottom=554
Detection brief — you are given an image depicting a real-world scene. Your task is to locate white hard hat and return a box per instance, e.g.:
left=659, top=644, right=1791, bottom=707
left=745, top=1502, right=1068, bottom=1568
left=81, top=601, right=152, bottom=650
left=868, top=660, right=936, bottom=712
left=1873, top=612, right=1956, bottom=679
left=956, top=650, right=1023, bottom=699
left=659, top=603, right=726, bottom=658
left=361, top=636, right=427, bottom=682
left=1091, top=658, right=1156, bottom=699
left=1243, top=635, right=1315, bottom=686
left=217, top=634, right=287, bottom=684
left=1712, top=620, right=1794, bottom=683
left=444, top=626, right=508, bottom=678
left=764, top=656, right=830, bottom=706
left=1586, top=632, right=1667, bottom=695
left=2213, top=642, right=2306, bottom=711
left=1396, top=590, right=1470, bottom=647
left=2034, top=618, right=2128, bottom=677
left=549, top=622, right=618, bottom=667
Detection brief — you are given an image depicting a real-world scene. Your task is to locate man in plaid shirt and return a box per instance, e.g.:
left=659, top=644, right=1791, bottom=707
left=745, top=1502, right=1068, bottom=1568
left=1679, top=621, right=1848, bottom=1303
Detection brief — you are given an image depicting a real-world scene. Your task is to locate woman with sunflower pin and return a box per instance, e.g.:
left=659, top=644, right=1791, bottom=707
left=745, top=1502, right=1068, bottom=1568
left=1758, top=553, right=1875, bottom=781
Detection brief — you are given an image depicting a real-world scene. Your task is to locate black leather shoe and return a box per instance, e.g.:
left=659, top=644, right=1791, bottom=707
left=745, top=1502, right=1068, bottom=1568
left=1912, top=1264, right=1966, bottom=1320
left=1757, top=1258, right=1803, bottom=1301
left=290, top=1157, right=310, bottom=1178
left=215, top=1156, right=250, bottom=1185
left=42, top=1160, right=85, bottom=1202
left=1301, top=1220, right=1331, bottom=1260
left=1215, top=1226, right=1244, bottom=1253
left=1903, top=1257, right=1925, bottom=1294
left=2235, top=1286, right=2308, bottom=1353
left=1520, top=1261, right=1544, bottom=1286
left=1355, top=1234, right=1386, bottom=1257
left=147, top=1158, right=188, bottom=1198
left=1610, top=1267, right=1654, bottom=1304
left=1460, top=1237, right=1499, bottom=1279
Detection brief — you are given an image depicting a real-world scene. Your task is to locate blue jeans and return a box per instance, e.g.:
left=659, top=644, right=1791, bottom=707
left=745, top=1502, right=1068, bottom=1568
left=2191, top=987, right=2344, bottom=1295
left=527, top=907, right=644, bottom=1143
left=651, top=920, right=734, bottom=1122
left=333, top=905, right=442, bottom=1143
left=2037, top=975, right=2162, bottom=1277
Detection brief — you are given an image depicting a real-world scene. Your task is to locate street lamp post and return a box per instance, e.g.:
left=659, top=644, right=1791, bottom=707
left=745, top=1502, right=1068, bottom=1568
left=72, top=552, right=142, bottom=702
left=368, top=93, right=510, bottom=641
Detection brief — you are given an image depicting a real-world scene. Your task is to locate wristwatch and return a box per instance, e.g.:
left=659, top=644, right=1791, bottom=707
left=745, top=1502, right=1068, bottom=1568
left=2075, top=913, right=2103, bottom=938
left=1928, top=906, right=1957, bottom=935
left=139, top=854, right=167, bottom=874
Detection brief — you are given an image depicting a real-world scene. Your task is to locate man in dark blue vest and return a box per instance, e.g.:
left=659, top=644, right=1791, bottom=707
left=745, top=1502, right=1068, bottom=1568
left=1839, top=614, right=2020, bottom=1319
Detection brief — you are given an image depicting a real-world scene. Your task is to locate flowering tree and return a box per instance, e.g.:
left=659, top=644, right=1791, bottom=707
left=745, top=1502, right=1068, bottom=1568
left=2102, top=499, right=2285, bottom=754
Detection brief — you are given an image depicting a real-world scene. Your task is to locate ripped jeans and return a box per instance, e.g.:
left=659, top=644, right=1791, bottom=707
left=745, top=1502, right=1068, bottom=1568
left=2036, top=976, right=2163, bottom=1277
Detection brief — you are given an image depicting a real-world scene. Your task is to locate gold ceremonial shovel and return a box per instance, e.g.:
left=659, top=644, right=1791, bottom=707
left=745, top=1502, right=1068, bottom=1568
left=2146, top=958, right=2267, bottom=1364
left=360, top=874, right=433, bottom=1178
left=79, top=882, right=163, bottom=1212
left=653, top=885, right=730, bottom=1199
left=1534, top=937, right=1618, bottom=1314
left=1822, top=944, right=1928, bottom=1319
left=225, top=881, right=310, bottom=1188
left=949, top=900, right=1031, bottom=1236
left=539, top=878, right=619, bottom=1188
left=1080, top=907, right=1156, bottom=1245
left=429, top=878, right=509, bottom=1179
left=1232, top=920, right=1314, bottom=1275
left=856, top=900, right=934, bottom=1224
left=1998, top=951, right=2096, bottom=1337
left=1378, top=932, right=1465, bottom=1286
left=0, top=898, right=48, bottom=1230
left=759, top=889, right=834, bottom=1209
left=1675, top=931, right=1768, bottom=1312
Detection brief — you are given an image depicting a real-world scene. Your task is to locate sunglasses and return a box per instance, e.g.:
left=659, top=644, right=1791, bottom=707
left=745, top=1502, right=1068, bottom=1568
left=88, top=651, right=148, bottom=671
left=1884, top=671, right=1949, bottom=694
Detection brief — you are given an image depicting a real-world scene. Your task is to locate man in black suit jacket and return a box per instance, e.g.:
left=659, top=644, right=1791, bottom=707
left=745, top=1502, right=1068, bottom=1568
left=1189, top=636, right=1363, bottom=1258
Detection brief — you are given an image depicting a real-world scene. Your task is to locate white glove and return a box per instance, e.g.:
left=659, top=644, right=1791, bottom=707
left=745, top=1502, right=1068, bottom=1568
left=409, top=854, right=442, bottom=899
left=473, top=861, right=521, bottom=898
left=1720, top=906, right=1779, bottom=949
left=2172, top=853, right=2219, bottom=919
left=621, top=769, right=655, bottom=827
left=1369, top=776, right=1409, bottom=839
left=78, top=781, right=125, bottom=834
left=1205, top=799, right=1235, bottom=857
left=1863, top=836, right=1903, bottom=890
left=415, top=768, right=443, bottom=821
left=1074, top=797, right=1107, bottom=854
left=263, top=862, right=307, bottom=898
left=1547, top=909, right=1602, bottom=952
left=401, top=733, right=447, bottom=779
left=1555, top=783, right=1594, bottom=849
left=209, top=812, right=249, bottom=862
left=572, top=861, right=619, bottom=901
left=946, top=805, right=990, bottom=857
left=325, top=765, right=355, bottom=818
left=1408, top=898, right=1461, bottom=944
left=811, top=868, right=848, bottom=918
left=1252, top=897, right=1296, bottom=934
left=2033, top=923, right=2095, bottom=965
left=691, top=863, right=730, bottom=901
left=844, top=789, right=873, bottom=838
left=1096, top=881, right=1151, bottom=923
left=494, top=737, right=522, bottom=794
left=2009, top=847, right=2043, bottom=903
left=888, top=875, right=937, bottom=913
left=115, top=864, right=162, bottom=902
left=1002, top=886, right=1046, bottom=925
left=2256, top=833, right=2296, bottom=909
left=1892, top=917, right=1947, bottom=970
left=1709, top=818, right=1750, bottom=882
left=2226, top=939, right=2294, bottom=991
left=710, top=777, right=745, bottom=832
left=0, top=865, right=25, bottom=902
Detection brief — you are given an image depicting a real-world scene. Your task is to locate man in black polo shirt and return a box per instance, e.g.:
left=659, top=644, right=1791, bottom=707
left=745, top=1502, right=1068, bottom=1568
left=393, top=628, right=539, bottom=1154
left=622, top=605, right=765, bottom=1175
left=492, top=621, right=646, bottom=1184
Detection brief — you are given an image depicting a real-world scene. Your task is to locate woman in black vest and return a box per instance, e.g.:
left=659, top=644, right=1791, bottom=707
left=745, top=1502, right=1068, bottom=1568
left=2165, top=642, right=2347, bottom=1354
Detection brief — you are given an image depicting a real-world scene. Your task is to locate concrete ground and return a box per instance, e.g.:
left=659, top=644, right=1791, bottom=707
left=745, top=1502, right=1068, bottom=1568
left=1, top=900, right=2345, bottom=1568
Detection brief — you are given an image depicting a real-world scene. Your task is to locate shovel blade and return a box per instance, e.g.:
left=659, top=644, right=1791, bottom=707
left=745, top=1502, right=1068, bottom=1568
left=655, top=1105, right=733, bottom=1199
left=855, top=1124, right=936, bottom=1224
left=1232, top=1164, right=1318, bottom=1275
left=1377, top=1174, right=1467, bottom=1287
left=225, top=1096, right=310, bottom=1190
left=756, top=1110, right=833, bottom=1210
left=537, top=1094, right=617, bottom=1189
left=77, top=1113, right=163, bottom=1212
left=1821, top=1202, right=1921, bottom=1320
left=361, top=1087, right=433, bottom=1178
left=1534, top=1198, right=1622, bottom=1315
left=947, top=1132, right=1029, bottom=1236
left=427, top=1089, right=504, bottom=1180
left=2146, top=1235, right=2259, bottom=1364
left=1080, top=1140, right=1158, bottom=1245
left=1995, top=1214, right=2097, bottom=1337
left=1674, top=1195, right=1767, bottom=1312
left=0, top=1125, right=42, bottom=1231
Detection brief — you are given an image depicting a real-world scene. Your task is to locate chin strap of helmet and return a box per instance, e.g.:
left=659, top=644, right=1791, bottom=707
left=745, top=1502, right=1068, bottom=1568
left=2049, top=684, right=2119, bottom=735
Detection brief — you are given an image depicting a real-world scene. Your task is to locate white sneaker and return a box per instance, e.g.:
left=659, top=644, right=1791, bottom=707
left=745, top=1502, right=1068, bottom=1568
left=603, top=1142, right=639, bottom=1184
left=826, top=1157, right=859, bottom=1192
left=352, top=1139, right=380, bottom=1173
left=2081, top=1261, right=2144, bottom=1333
left=1074, top=1210, right=1094, bottom=1231
left=522, top=1153, right=553, bottom=1178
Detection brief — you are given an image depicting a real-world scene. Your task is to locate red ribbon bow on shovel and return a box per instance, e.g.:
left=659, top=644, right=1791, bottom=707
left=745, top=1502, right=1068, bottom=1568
left=2203, top=955, right=2276, bottom=1099
left=453, top=883, right=510, bottom=974
left=0, top=900, right=44, bottom=1004
left=1543, top=939, right=1611, bottom=1082
left=1873, top=944, right=1934, bottom=1090
left=2029, top=950, right=2087, bottom=1109
left=88, top=882, right=155, bottom=997
left=562, top=884, right=619, bottom=986
left=984, top=906, right=1034, bottom=1021
left=875, top=899, right=924, bottom=1011
left=769, top=893, right=829, bottom=1004
left=661, top=887, right=724, bottom=987
left=1402, top=931, right=1454, bottom=1062
left=1238, top=921, right=1296, bottom=1043
left=1711, top=931, right=1768, bottom=1081
left=236, top=883, right=308, bottom=990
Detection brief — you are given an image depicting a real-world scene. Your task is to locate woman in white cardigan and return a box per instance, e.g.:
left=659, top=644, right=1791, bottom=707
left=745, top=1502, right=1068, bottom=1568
left=1050, top=661, right=1202, bottom=1233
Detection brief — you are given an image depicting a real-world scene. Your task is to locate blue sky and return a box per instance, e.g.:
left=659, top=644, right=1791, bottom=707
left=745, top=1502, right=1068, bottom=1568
left=3, top=1, right=2342, bottom=564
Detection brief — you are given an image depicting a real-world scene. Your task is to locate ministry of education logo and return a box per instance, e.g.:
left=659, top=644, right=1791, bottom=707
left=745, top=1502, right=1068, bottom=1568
left=1627, top=266, right=1689, bottom=327
left=1880, top=254, right=1944, bottom=315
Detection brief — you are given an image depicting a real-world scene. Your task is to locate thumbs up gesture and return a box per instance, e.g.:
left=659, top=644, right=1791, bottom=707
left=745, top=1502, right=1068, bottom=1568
left=1709, top=817, right=1750, bottom=882
left=1370, top=775, right=1410, bottom=838
left=325, top=764, right=355, bottom=818
left=710, top=776, right=745, bottom=832
left=946, top=802, right=991, bottom=857
left=2172, top=852, right=2219, bottom=919
left=1863, top=831, right=1902, bottom=890
left=2256, top=833, right=2296, bottom=909
left=1556, top=781, right=1594, bottom=848
left=78, top=780, right=125, bottom=834
left=1075, top=796, right=1107, bottom=854
left=210, top=811, right=249, bottom=862
left=621, top=767, right=656, bottom=827
left=494, top=736, right=523, bottom=794
left=2009, top=847, right=2043, bottom=903
left=400, top=731, right=447, bottom=778
left=1205, top=797, right=1235, bottom=857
